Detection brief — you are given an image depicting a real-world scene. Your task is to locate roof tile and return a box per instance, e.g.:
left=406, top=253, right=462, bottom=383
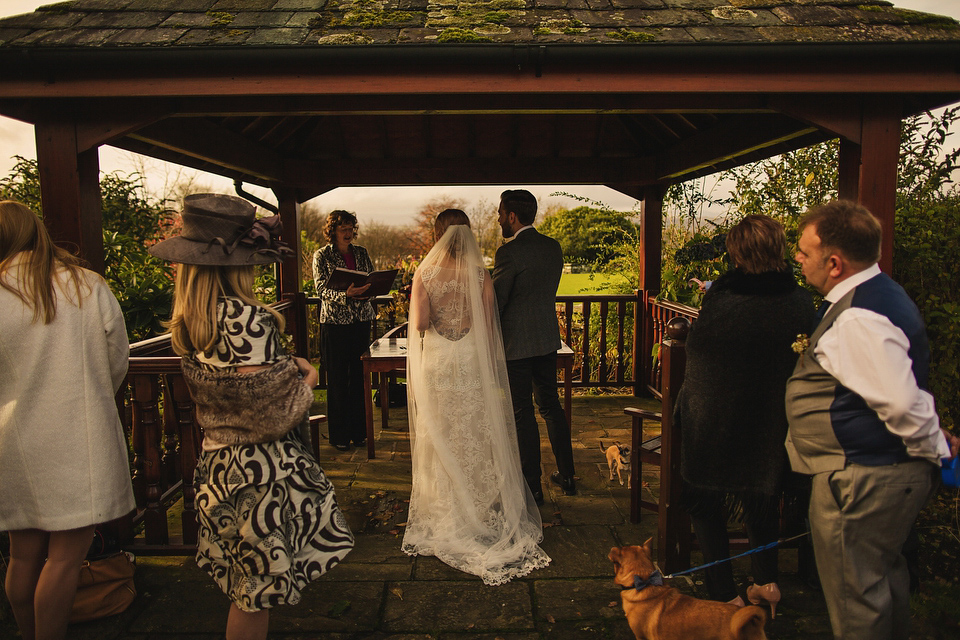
left=209, top=0, right=278, bottom=10
left=273, top=0, right=330, bottom=8
left=177, top=25, right=252, bottom=42
left=0, top=12, right=84, bottom=28
left=228, top=11, right=296, bottom=26
left=686, top=24, right=768, bottom=40
left=771, top=5, right=847, bottom=25
left=77, top=11, right=168, bottom=27
left=0, top=28, right=33, bottom=44
left=244, top=26, right=309, bottom=42
left=537, top=0, right=590, bottom=9
left=103, top=25, right=189, bottom=42
left=126, top=0, right=217, bottom=9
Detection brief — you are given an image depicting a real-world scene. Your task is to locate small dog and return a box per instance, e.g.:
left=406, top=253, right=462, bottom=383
left=609, top=539, right=768, bottom=640
left=601, top=440, right=630, bottom=487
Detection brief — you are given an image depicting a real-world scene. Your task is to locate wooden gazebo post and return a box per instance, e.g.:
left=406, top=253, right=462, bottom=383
left=35, top=118, right=105, bottom=275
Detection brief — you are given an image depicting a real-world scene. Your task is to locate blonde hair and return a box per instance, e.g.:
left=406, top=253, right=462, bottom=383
left=168, top=263, right=284, bottom=356
left=0, top=200, right=89, bottom=324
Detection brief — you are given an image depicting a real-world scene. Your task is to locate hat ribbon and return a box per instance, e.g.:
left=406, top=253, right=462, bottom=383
left=202, top=215, right=294, bottom=261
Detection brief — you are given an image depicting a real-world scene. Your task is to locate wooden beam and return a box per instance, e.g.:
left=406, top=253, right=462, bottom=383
left=293, top=156, right=658, bottom=187
left=658, top=115, right=817, bottom=181
left=128, top=118, right=294, bottom=183
left=35, top=120, right=104, bottom=274
left=769, top=95, right=863, bottom=144
left=857, top=99, right=901, bottom=274
left=640, top=186, right=665, bottom=294
left=273, top=188, right=302, bottom=300
left=838, top=137, right=862, bottom=201
left=3, top=66, right=959, bottom=99
left=75, top=112, right=169, bottom=154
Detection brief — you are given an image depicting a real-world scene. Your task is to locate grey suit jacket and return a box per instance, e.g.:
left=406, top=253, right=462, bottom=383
left=493, top=228, right=564, bottom=361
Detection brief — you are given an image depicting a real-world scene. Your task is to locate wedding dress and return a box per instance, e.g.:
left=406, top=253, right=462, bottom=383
left=402, top=224, right=550, bottom=585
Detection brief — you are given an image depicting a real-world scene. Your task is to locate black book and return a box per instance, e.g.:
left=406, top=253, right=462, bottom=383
left=323, top=267, right=399, bottom=297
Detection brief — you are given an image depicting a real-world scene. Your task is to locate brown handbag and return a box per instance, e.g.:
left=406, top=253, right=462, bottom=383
left=70, top=551, right=137, bottom=623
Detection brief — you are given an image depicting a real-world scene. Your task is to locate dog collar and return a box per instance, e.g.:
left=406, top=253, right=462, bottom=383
left=624, top=570, right=664, bottom=591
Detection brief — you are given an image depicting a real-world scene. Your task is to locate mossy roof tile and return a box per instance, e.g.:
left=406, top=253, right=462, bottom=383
left=0, top=0, right=955, bottom=47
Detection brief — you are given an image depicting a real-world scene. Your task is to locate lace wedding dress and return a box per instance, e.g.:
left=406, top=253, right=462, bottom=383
left=402, top=224, right=550, bottom=585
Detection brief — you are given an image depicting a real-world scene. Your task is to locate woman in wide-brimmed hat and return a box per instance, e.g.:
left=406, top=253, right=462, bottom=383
left=150, top=194, right=353, bottom=640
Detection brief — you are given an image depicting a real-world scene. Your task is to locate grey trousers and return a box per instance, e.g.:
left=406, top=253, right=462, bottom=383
left=809, top=460, right=936, bottom=640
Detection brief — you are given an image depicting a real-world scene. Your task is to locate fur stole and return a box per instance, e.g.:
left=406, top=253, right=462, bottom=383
left=181, top=356, right=313, bottom=446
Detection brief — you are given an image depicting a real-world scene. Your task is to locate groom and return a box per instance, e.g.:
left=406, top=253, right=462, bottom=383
left=493, top=189, right=576, bottom=506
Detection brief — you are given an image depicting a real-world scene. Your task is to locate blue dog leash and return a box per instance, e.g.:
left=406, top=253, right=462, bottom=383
left=661, top=532, right=809, bottom=579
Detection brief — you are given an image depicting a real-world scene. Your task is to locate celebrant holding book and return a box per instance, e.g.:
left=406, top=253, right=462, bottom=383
left=313, top=210, right=375, bottom=452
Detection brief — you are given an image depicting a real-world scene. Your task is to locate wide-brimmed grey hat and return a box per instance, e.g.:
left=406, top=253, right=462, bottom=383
left=148, top=193, right=292, bottom=266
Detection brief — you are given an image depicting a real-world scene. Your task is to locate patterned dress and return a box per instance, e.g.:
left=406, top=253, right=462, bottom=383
left=192, top=297, right=354, bottom=611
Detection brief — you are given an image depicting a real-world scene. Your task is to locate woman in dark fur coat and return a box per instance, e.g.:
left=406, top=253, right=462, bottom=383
left=676, top=214, right=815, bottom=616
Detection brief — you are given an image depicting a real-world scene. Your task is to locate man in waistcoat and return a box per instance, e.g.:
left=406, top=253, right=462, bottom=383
left=785, top=200, right=959, bottom=640
left=493, top=189, right=576, bottom=506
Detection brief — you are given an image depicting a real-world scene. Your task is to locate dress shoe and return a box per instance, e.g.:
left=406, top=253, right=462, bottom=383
left=746, top=582, right=781, bottom=618
left=333, top=443, right=351, bottom=452
left=353, top=438, right=366, bottom=447
left=549, top=471, right=576, bottom=496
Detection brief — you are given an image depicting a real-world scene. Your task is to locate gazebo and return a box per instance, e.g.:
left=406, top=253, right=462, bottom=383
left=3, top=0, right=958, bottom=554
left=1, top=0, right=958, bottom=295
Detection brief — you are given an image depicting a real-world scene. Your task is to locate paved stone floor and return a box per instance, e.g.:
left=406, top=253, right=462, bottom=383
left=1, top=394, right=837, bottom=639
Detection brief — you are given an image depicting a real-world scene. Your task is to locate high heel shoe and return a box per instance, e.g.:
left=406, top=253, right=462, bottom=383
left=727, top=595, right=745, bottom=607
left=746, top=582, right=781, bottom=619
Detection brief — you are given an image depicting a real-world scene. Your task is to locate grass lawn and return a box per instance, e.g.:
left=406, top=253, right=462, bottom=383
left=557, top=272, right=631, bottom=295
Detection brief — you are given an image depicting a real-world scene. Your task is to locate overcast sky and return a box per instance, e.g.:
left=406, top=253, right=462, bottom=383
left=1, top=0, right=958, bottom=225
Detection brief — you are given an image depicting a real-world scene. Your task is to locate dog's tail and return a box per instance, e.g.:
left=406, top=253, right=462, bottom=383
left=599, top=440, right=606, bottom=452
left=731, top=605, right=768, bottom=640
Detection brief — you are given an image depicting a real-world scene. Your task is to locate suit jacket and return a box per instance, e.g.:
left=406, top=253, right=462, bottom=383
left=493, top=228, right=564, bottom=360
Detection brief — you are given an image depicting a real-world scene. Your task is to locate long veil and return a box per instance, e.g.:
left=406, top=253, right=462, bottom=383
left=402, top=224, right=550, bottom=585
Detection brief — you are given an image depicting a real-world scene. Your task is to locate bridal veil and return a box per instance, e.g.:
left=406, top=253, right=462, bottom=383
left=402, top=224, right=550, bottom=585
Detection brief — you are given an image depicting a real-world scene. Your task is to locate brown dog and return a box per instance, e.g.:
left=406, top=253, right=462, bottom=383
left=601, top=440, right=631, bottom=487
left=609, top=539, right=768, bottom=640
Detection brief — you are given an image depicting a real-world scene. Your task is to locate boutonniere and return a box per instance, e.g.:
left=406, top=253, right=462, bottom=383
left=791, top=333, right=810, bottom=354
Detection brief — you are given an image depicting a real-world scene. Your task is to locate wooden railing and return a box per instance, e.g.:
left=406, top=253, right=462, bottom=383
left=556, top=294, right=638, bottom=389
left=640, top=294, right=699, bottom=398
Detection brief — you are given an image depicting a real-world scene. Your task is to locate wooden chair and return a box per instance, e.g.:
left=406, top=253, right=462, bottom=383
left=625, top=317, right=692, bottom=574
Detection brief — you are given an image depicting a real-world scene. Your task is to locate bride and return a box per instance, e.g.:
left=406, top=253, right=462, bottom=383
left=402, top=209, right=550, bottom=585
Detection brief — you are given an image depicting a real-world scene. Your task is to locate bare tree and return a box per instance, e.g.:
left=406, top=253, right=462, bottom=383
left=406, top=195, right=468, bottom=257
left=362, top=220, right=415, bottom=269
left=467, top=197, right=501, bottom=264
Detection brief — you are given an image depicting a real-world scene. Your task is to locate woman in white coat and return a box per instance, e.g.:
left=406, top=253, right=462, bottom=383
left=0, top=200, right=134, bottom=640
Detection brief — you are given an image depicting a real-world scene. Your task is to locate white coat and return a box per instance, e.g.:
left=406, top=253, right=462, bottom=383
left=0, top=253, right=135, bottom=531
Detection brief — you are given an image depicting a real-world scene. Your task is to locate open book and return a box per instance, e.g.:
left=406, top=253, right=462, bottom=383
left=323, top=267, right=399, bottom=297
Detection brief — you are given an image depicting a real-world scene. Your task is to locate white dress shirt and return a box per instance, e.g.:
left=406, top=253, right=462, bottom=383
left=814, top=264, right=949, bottom=464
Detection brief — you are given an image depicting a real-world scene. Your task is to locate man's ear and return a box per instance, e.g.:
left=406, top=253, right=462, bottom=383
left=826, top=253, right=844, bottom=279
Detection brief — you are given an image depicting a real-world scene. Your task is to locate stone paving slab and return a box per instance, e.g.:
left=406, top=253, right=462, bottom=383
left=381, top=580, right=534, bottom=633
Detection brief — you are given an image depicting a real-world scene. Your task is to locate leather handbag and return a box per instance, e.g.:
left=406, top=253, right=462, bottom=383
left=70, top=551, right=137, bottom=623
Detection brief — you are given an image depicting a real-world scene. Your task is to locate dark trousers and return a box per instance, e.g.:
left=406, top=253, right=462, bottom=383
left=506, top=352, right=575, bottom=494
left=684, top=485, right=781, bottom=602
left=321, top=321, right=370, bottom=447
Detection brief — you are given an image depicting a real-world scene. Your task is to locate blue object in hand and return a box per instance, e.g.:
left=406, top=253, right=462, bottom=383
left=942, top=456, right=960, bottom=489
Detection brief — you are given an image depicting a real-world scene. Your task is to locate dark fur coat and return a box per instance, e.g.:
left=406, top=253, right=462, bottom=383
left=182, top=356, right=313, bottom=446
left=676, top=268, right=815, bottom=495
